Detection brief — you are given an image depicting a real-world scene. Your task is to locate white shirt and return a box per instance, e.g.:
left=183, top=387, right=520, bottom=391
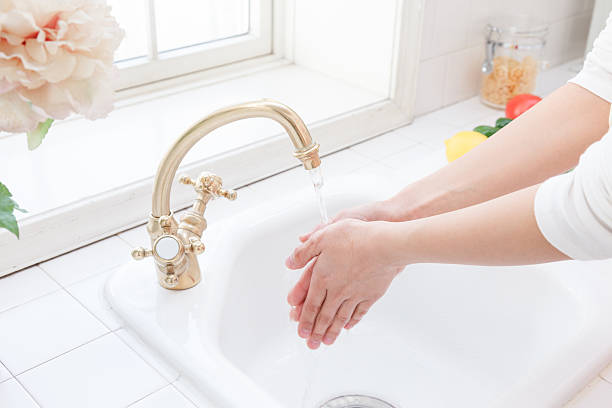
left=534, top=12, right=612, bottom=260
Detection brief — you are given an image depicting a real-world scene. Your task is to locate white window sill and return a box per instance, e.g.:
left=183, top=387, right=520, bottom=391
left=3, top=61, right=386, bottom=217
left=0, top=60, right=402, bottom=274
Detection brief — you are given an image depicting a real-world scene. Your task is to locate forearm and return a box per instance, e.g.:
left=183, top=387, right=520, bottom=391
left=383, top=185, right=569, bottom=267
left=384, top=83, right=610, bottom=221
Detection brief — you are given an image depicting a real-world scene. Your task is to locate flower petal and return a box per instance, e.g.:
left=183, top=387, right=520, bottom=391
left=0, top=90, right=44, bottom=133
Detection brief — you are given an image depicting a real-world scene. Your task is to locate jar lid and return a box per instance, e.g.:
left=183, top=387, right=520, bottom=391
left=487, top=15, right=549, bottom=38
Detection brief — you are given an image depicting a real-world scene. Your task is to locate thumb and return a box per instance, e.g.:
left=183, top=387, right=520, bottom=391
left=286, top=234, right=321, bottom=269
left=299, top=221, right=333, bottom=243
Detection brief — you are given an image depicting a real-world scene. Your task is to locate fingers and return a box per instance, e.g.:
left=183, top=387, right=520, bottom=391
left=307, top=294, right=344, bottom=349
left=297, top=279, right=326, bottom=340
left=286, top=234, right=321, bottom=269
left=289, top=303, right=302, bottom=322
left=287, top=259, right=315, bottom=306
left=299, top=222, right=328, bottom=243
left=344, top=300, right=373, bottom=330
left=322, top=300, right=357, bottom=345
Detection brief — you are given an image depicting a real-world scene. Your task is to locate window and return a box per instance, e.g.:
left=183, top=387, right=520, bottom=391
left=1, top=0, right=422, bottom=276
left=108, top=0, right=272, bottom=90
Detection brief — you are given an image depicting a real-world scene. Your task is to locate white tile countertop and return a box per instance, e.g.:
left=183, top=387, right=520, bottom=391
left=4, top=60, right=612, bottom=408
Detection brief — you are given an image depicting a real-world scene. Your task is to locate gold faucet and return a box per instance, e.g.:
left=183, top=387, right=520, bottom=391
left=130, top=100, right=321, bottom=290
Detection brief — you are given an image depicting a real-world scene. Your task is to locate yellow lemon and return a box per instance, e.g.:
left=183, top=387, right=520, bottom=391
left=444, top=131, right=488, bottom=162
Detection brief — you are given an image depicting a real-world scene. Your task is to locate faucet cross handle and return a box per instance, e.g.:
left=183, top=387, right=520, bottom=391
left=179, top=172, right=237, bottom=201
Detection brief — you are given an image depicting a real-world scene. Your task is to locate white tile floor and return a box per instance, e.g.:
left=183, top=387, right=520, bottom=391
left=1, top=60, right=606, bottom=407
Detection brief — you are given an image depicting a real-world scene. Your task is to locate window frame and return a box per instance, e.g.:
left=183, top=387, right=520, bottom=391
left=114, top=0, right=273, bottom=91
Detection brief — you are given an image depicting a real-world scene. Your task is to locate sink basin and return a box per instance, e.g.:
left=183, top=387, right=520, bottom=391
left=106, top=174, right=612, bottom=407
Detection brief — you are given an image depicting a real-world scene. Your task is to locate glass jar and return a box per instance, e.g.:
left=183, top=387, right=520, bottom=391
left=480, top=17, right=548, bottom=109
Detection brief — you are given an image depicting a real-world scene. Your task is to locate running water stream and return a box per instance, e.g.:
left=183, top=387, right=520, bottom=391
left=298, top=166, right=329, bottom=407
left=308, top=166, right=329, bottom=223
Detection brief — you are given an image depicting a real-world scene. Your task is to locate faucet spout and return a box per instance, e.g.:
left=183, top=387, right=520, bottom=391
left=131, top=100, right=321, bottom=290
left=151, top=99, right=320, bottom=217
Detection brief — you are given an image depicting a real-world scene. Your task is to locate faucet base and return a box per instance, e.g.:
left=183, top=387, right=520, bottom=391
left=156, top=256, right=201, bottom=290
left=146, top=213, right=203, bottom=290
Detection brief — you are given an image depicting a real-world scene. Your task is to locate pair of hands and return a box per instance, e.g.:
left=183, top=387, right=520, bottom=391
left=285, top=201, right=404, bottom=349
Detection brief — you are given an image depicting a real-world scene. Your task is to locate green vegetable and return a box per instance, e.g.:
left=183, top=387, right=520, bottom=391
left=495, top=117, right=512, bottom=129
left=0, top=181, right=26, bottom=238
left=473, top=125, right=498, bottom=138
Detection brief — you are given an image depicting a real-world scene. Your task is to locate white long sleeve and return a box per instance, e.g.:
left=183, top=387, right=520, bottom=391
left=534, top=12, right=612, bottom=260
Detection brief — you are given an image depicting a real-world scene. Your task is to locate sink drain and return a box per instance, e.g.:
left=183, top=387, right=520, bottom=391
left=319, top=395, right=397, bottom=408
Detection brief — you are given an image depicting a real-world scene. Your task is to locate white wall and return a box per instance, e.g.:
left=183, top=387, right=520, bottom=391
left=291, top=0, right=594, bottom=116
left=414, top=0, right=595, bottom=115
left=587, top=0, right=612, bottom=51
left=293, top=0, right=399, bottom=95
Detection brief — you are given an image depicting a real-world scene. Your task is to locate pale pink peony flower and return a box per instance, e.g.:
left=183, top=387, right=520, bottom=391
left=0, top=0, right=124, bottom=134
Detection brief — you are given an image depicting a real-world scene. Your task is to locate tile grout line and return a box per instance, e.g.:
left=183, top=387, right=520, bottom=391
left=113, top=328, right=178, bottom=385
left=0, top=286, right=64, bottom=317
left=53, top=270, right=179, bottom=388
left=13, top=331, right=111, bottom=378
left=171, top=376, right=202, bottom=408
left=0, top=354, right=42, bottom=407
left=39, top=257, right=129, bottom=288
left=12, top=375, right=43, bottom=408
left=63, top=277, right=124, bottom=332
left=16, top=268, right=118, bottom=336
left=170, top=380, right=200, bottom=408
left=9, top=305, right=172, bottom=408
left=124, top=381, right=171, bottom=407
left=11, top=327, right=170, bottom=408
left=116, top=232, right=143, bottom=249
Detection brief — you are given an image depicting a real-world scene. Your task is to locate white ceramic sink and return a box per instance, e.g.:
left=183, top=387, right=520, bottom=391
left=106, top=175, right=612, bottom=408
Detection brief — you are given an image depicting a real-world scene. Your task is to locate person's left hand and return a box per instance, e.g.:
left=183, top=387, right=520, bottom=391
left=285, top=219, right=404, bottom=349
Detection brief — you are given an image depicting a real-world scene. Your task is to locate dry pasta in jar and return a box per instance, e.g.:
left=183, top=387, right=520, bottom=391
left=479, top=18, right=547, bottom=108
left=481, top=55, right=538, bottom=107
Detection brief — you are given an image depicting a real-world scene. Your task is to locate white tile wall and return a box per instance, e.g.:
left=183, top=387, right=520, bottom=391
left=443, top=46, right=484, bottom=106
left=414, top=54, right=448, bottom=115
left=414, top=0, right=595, bottom=115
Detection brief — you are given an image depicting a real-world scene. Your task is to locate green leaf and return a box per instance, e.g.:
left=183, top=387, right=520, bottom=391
left=0, top=181, right=26, bottom=239
left=27, top=118, right=54, bottom=150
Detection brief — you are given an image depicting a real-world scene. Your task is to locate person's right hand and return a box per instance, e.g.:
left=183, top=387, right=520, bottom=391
left=298, top=200, right=391, bottom=243
left=289, top=199, right=401, bottom=325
